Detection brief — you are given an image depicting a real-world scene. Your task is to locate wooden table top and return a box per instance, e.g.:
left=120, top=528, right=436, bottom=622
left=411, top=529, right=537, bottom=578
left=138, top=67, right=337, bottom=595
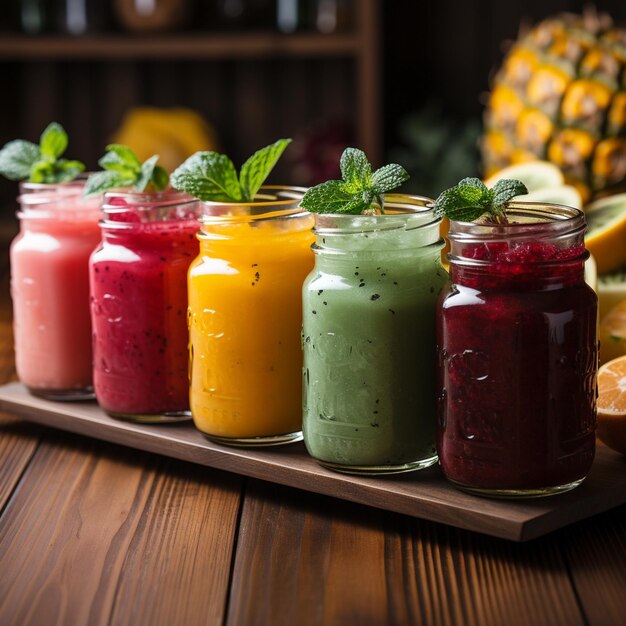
left=0, top=234, right=625, bottom=626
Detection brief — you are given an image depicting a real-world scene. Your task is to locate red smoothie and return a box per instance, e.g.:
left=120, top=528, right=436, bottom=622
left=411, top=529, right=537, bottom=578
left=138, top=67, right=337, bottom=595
left=89, top=191, right=201, bottom=420
left=437, top=205, right=597, bottom=496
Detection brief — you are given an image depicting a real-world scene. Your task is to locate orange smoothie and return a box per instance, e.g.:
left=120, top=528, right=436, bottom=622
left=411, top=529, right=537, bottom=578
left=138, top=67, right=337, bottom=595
left=188, top=188, right=314, bottom=444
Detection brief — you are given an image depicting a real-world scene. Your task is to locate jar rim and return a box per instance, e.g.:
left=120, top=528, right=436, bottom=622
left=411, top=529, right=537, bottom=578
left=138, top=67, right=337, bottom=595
left=17, top=188, right=102, bottom=220
left=103, top=189, right=196, bottom=212
left=313, top=194, right=437, bottom=233
left=201, top=185, right=308, bottom=223
left=18, top=172, right=93, bottom=194
left=447, top=202, right=586, bottom=243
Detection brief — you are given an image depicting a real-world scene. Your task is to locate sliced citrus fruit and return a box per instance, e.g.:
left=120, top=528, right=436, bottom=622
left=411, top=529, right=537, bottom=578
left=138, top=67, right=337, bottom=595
left=585, top=193, right=626, bottom=274
left=596, top=355, right=626, bottom=454
left=514, top=185, right=583, bottom=209
left=599, top=300, right=626, bottom=364
left=585, top=253, right=597, bottom=292
left=597, top=266, right=626, bottom=321
left=484, top=161, right=564, bottom=191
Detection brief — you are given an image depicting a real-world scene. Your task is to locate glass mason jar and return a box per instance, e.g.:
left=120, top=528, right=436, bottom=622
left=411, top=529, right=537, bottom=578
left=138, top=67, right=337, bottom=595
left=188, top=186, right=314, bottom=446
left=10, top=183, right=102, bottom=399
left=302, top=195, right=447, bottom=474
left=437, top=203, right=598, bottom=498
left=89, top=190, right=201, bottom=422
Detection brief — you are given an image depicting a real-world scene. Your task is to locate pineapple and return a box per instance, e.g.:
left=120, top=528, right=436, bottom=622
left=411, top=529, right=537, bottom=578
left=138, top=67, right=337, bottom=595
left=482, top=10, right=626, bottom=202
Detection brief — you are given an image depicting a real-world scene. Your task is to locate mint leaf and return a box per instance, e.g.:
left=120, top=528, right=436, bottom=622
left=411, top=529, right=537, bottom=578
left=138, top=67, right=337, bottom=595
left=0, top=122, right=85, bottom=183
left=300, top=180, right=375, bottom=214
left=103, top=144, right=142, bottom=170
left=371, top=163, right=409, bottom=193
left=30, top=157, right=85, bottom=184
left=458, top=177, right=488, bottom=191
left=135, top=156, right=168, bottom=192
left=55, top=159, right=85, bottom=182
left=340, top=148, right=372, bottom=192
left=492, top=179, right=528, bottom=208
left=84, top=170, right=136, bottom=197
left=39, top=122, right=68, bottom=159
left=85, top=145, right=169, bottom=195
left=434, top=187, right=492, bottom=222
left=136, top=155, right=159, bottom=192
left=434, top=177, right=527, bottom=222
left=301, top=147, right=409, bottom=215
left=171, top=152, right=242, bottom=201
left=0, top=140, right=40, bottom=180
left=239, top=138, right=291, bottom=201
left=29, top=160, right=55, bottom=184
left=151, top=165, right=169, bottom=192
left=171, top=139, right=292, bottom=203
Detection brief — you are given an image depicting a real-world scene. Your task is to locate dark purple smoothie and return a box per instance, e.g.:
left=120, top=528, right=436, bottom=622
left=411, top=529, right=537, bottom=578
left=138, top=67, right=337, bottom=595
left=437, top=209, right=597, bottom=495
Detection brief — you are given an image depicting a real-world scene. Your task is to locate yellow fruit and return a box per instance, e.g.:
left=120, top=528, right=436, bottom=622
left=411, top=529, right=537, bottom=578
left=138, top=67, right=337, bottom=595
left=596, top=355, right=626, bottom=454
left=482, top=12, right=626, bottom=199
left=484, top=161, right=564, bottom=191
left=517, top=185, right=583, bottom=209
left=599, top=301, right=626, bottom=364
left=585, top=193, right=626, bottom=273
left=112, top=106, right=219, bottom=173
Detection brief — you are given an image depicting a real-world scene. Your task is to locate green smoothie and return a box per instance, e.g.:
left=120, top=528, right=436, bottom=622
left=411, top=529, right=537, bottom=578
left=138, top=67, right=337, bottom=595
left=302, top=204, right=447, bottom=473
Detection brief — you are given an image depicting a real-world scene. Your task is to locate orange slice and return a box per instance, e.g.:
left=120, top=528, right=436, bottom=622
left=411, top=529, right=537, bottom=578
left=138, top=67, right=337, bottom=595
left=596, top=355, right=626, bottom=454
left=585, top=193, right=626, bottom=274
left=599, top=300, right=626, bottom=365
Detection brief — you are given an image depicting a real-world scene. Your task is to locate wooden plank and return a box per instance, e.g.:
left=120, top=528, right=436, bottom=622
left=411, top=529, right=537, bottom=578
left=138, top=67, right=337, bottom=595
left=226, top=480, right=586, bottom=626
left=560, top=505, right=626, bottom=626
left=0, top=34, right=359, bottom=60
left=1, top=382, right=625, bottom=542
left=0, top=433, right=242, bottom=626
left=0, top=416, right=40, bottom=511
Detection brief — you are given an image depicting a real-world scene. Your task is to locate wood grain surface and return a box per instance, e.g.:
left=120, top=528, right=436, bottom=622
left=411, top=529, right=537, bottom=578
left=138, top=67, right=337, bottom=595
left=560, top=506, right=626, bottom=626
left=226, top=480, right=588, bottom=626
left=1, top=382, right=624, bottom=542
left=0, top=432, right=242, bottom=626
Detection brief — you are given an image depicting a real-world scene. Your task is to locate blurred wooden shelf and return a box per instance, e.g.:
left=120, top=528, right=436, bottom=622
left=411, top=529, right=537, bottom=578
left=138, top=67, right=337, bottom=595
left=0, top=0, right=381, bottom=168
left=0, top=32, right=360, bottom=60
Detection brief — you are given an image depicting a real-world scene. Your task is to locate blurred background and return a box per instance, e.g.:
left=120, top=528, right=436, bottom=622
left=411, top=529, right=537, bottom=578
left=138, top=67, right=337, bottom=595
left=1, top=0, right=626, bottom=207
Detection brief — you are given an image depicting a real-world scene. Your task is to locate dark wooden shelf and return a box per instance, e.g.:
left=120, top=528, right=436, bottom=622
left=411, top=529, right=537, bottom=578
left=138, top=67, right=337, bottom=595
left=0, top=33, right=359, bottom=60
left=0, top=0, right=381, bottom=167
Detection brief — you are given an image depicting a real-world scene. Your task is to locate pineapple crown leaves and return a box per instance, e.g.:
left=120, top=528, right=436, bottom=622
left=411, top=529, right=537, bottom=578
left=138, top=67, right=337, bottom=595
left=170, top=138, right=292, bottom=202
left=84, top=144, right=169, bottom=196
left=433, top=177, right=528, bottom=222
left=0, top=122, right=85, bottom=184
left=300, top=147, right=410, bottom=215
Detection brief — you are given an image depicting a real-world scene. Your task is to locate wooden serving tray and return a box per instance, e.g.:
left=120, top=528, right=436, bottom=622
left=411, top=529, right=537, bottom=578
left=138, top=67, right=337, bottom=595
left=0, top=381, right=624, bottom=542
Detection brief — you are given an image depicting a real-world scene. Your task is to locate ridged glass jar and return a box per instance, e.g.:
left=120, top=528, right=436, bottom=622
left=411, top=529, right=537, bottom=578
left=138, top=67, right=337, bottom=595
left=188, top=186, right=314, bottom=446
left=302, top=195, right=447, bottom=474
left=437, top=203, right=598, bottom=497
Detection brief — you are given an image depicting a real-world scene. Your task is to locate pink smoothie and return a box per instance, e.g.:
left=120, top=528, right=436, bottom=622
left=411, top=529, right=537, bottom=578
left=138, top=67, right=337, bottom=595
left=10, top=190, right=102, bottom=398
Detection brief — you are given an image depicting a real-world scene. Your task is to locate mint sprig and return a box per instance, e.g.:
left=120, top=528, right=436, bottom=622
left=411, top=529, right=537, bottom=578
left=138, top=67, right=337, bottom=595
left=300, top=148, right=409, bottom=215
left=433, top=177, right=528, bottom=223
left=170, top=138, right=292, bottom=202
left=84, top=144, right=169, bottom=196
left=0, top=122, right=85, bottom=183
